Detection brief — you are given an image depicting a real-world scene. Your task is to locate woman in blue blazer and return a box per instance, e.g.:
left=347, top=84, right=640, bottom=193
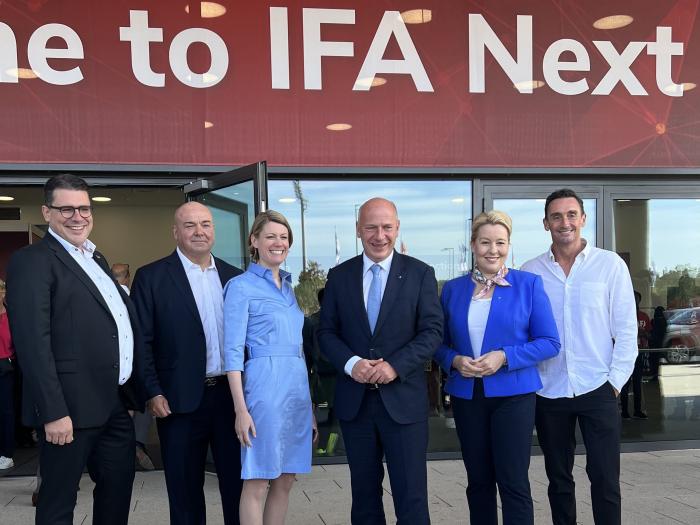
left=435, top=210, right=560, bottom=525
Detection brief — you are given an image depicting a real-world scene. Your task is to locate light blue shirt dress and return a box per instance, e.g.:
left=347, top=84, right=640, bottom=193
left=223, top=263, right=312, bottom=479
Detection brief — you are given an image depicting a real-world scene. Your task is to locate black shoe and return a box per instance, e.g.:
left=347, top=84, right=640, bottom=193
left=633, top=411, right=648, bottom=419
left=621, top=412, right=631, bottom=419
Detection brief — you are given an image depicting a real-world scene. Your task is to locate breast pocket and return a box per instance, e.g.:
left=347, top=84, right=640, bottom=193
left=579, top=282, right=607, bottom=309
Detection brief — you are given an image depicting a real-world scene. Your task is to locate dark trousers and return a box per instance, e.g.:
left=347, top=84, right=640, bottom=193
left=620, top=354, right=644, bottom=415
left=452, top=379, right=536, bottom=525
left=36, top=399, right=135, bottom=525
left=536, top=382, right=621, bottom=525
left=156, top=380, right=242, bottom=525
left=339, top=389, right=429, bottom=525
left=0, top=369, right=15, bottom=458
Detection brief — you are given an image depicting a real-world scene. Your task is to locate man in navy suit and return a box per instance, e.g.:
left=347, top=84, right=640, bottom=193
left=130, top=202, right=243, bottom=525
left=319, top=197, right=443, bottom=525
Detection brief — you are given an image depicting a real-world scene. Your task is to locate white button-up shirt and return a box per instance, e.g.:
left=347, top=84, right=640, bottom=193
left=344, top=251, right=394, bottom=375
left=176, top=247, right=225, bottom=377
left=521, top=241, right=637, bottom=398
left=49, top=228, right=133, bottom=385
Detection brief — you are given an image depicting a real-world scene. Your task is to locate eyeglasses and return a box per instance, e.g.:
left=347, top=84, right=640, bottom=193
left=47, top=205, right=93, bottom=219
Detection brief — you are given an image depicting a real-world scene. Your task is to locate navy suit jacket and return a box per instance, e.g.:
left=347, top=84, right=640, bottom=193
left=130, top=251, right=242, bottom=414
left=318, top=252, right=443, bottom=424
left=6, top=233, right=146, bottom=428
left=435, top=269, right=560, bottom=399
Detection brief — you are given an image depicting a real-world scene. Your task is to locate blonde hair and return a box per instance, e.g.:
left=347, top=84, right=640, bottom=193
left=248, top=210, right=293, bottom=261
left=471, top=210, right=512, bottom=243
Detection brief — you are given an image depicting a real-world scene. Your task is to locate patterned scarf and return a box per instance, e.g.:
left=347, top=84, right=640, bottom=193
left=471, top=265, right=511, bottom=300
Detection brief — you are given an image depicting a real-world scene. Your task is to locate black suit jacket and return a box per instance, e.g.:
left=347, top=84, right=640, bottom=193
left=130, top=251, right=242, bottom=414
left=6, top=233, right=145, bottom=429
left=318, top=252, right=443, bottom=424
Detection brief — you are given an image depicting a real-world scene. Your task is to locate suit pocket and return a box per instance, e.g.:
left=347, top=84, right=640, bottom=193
left=55, top=359, right=77, bottom=373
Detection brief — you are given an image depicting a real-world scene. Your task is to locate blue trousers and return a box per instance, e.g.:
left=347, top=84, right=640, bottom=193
left=452, top=379, right=536, bottom=525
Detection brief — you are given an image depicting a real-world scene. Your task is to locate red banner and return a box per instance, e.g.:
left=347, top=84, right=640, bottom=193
left=1, top=0, right=699, bottom=168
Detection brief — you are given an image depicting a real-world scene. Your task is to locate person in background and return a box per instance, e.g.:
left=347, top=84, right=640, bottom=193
left=435, top=211, right=560, bottom=525
left=620, top=291, right=649, bottom=419
left=0, top=278, right=16, bottom=470
left=648, top=306, right=667, bottom=380
left=521, top=188, right=637, bottom=525
left=111, top=263, right=131, bottom=294
left=111, top=262, right=155, bottom=470
left=223, top=210, right=316, bottom=524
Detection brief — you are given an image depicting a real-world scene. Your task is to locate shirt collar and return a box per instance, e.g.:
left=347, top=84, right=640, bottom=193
left=248, top=261, right=292, bottom=283
left=547, top=239, right=590, bottom=262
left=48, top=227, right=96, bottom=257
left=176, top=246, right=216, bottom=271
left=363, top=250, right=394, bottom=275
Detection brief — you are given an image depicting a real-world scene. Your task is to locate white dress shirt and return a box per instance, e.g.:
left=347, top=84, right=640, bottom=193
left=521, top=241, right=637, bottom=398
left=468, top=297, right=492, bottom=359
left=49, top=228, right=133, bottom=385
left=344, top=251, right=394, bottom=375
left=176, top=247, right=225, bottom=377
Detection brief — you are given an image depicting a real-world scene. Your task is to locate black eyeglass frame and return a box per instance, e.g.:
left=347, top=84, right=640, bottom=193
left=46, top=205, right=93, bottom=219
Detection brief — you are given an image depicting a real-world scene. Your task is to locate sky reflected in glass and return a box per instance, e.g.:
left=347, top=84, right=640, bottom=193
left=269, top=180, right=472, bottom=282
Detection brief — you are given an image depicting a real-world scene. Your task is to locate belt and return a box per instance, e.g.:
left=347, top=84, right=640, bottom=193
left=247, top=345, right=303, bottom=359
left=204, top=375, right=225, bottom=387
left=365, top=383, right=380, bottom=391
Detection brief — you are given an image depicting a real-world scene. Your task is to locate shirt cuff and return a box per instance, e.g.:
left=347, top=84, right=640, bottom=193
left=344, top=356, right=361, bottom=376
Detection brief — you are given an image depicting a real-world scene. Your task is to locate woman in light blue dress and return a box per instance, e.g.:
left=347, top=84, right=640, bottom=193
left=223, top=210, right=316, bottom=525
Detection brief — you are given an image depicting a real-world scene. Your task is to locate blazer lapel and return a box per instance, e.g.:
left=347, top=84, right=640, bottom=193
left=166, top=251, right=203, bottom=327
left=457, top=277, right=477, bottom=357
left=480, top=273, right=514, bottom=355
left=45, top=236, right=113, bottom=317
left=347, top=256, right=372, bottom=336
left=373, top=252, right=405, bottom=335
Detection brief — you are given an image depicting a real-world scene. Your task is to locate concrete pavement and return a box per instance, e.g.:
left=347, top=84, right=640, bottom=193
left=1, top=449, right=699, bottom=524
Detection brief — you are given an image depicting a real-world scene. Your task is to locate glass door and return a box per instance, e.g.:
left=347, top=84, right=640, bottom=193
left=184, top=161, right=267, bottom=270
left=480, top=182, right=602, bottom=268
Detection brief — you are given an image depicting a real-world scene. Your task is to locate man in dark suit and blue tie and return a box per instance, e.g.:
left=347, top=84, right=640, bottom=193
left=319, top=197, right=443, bottom=525
left=130, top=201, right=243, bottom=524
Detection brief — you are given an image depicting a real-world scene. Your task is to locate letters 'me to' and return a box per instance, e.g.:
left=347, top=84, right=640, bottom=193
left=1, top=22, right=84, bottom=85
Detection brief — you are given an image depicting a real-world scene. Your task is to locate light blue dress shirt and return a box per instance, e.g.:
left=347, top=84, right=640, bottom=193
left=48, top=228, right=133, bottom=384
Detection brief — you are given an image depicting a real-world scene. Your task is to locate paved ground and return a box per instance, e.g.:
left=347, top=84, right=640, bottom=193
left=1, top=449, right=699, bottom=524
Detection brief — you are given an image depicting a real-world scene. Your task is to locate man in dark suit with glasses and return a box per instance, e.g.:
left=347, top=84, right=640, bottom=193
left=6, top=174, right=145, bottom=525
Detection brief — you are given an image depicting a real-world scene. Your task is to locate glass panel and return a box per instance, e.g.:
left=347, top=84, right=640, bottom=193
left=193, top=180, right=255, bottom=270
left=493, top=198, right=597, bottom=267
left=269, top=179, right=472, bottom=458
left=613, top=198, right=700, bottom=442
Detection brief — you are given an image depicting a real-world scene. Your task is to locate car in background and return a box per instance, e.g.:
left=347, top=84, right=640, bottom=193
left=662, top=307, right=700, bottom=364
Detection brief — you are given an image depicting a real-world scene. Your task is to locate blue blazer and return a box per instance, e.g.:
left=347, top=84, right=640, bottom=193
left=435, top=269, right=560, bottom=399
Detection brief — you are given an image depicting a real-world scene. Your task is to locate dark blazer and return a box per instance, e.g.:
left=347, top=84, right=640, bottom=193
left=130, top=250, right=241, bottom=413
left=435, top=269, right=560, bottom=399
left=6, top=233, right=145, bottom=429
left=318, top=252, right=443, bottom=424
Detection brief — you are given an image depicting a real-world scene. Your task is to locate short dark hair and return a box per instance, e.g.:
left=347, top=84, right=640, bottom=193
left=44, top=174, right=89, bottom=205
left=544, top=188, right=584, bottom=217
left=317, top=288, right=325, bottom=304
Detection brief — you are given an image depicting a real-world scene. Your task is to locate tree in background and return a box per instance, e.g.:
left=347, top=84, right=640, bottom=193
left=295, top=260, right=326, bottom=314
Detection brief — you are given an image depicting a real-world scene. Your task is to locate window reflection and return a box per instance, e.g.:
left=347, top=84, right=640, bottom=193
left=614, top=199, right=700, bottom=442
left=269, top=179, right=472, bottom=458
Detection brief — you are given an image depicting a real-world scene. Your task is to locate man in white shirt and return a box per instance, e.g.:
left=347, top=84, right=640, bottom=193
left=521, top=189, right=637, bottom=525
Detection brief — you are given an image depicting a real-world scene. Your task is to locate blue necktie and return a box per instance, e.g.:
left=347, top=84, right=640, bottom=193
left=367, top=264, right=382, bottom=333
